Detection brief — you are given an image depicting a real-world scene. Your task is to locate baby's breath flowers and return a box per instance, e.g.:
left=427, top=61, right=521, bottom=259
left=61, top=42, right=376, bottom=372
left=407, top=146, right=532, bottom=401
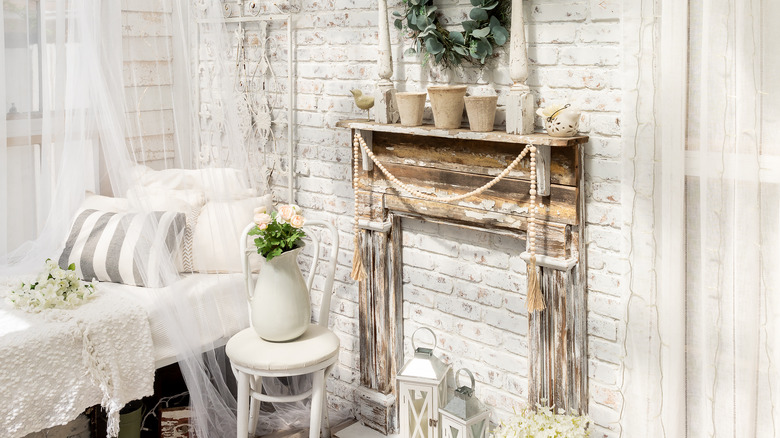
left=7, top=259, right=96, bottom=312
left=491, top=404, right=590, bottom=438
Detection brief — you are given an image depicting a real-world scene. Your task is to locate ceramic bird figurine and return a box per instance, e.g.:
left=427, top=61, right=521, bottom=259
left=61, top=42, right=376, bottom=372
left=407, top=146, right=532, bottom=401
left=350, top=89, right=375, bottom=121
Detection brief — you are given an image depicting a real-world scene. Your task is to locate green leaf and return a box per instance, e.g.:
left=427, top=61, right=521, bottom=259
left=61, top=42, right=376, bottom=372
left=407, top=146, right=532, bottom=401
left=426, top=5, right=437, bottom=15
left=453, top=45, right=468, bottom=56
left=470, top=7, right=488, bottom=21
left=395, top=18, right=403, bottom=29
left=68, top=263, right=76, bottom=271
left=404, top=47, right=417, bottom=57
left=482, top=1, right=499, bottom=10
left=470, top=0, right=481, bottom=5
left=450, top=31, right=465, bottom=45
left=462, top=20, right=477, bottom=33
left=489, top=15, right=500, bottom=30
left=392, top=11, right=403, bottom=17
left=472, top=27, right=490, bottom=38
left=410, top=0, right=421, bottom=4
left=425, top=37, right=444, bottom=54
left=493, top=26, right=508, bottom=45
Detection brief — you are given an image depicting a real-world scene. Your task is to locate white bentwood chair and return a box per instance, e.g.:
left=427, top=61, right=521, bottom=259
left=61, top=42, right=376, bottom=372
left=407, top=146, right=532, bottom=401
left=226, top=220, right=340, bottom=438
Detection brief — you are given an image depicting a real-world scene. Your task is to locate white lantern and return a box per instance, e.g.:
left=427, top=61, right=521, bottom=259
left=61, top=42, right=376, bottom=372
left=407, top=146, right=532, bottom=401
left=397, top=328, right=451, bottom=438
left=440, top=369, right=491, bottom=438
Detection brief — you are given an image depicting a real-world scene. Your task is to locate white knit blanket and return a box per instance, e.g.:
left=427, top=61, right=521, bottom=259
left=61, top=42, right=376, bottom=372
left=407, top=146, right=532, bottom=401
left=0, top=281, right=155, bottom=438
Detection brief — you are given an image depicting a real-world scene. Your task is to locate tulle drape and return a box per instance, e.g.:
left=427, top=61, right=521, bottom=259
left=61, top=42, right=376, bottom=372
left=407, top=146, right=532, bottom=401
left=622, top=0, right=780, bottom=436
left=0, top=0, right=311, bottom=436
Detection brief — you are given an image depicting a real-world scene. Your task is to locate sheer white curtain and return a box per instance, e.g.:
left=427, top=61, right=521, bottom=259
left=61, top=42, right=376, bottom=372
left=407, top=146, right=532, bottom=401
left=622, top=0, right=780, bottom=436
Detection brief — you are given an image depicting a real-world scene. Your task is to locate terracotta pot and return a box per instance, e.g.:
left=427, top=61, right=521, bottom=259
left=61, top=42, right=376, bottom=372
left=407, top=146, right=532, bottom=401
left=396, top=92, right=427, bottom=127
left=464, top=95, right=498, bottom=132
left=428, top=85, right=467, bottom=129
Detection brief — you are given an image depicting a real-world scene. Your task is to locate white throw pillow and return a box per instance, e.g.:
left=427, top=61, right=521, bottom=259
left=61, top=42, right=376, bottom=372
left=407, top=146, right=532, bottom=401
left=132, top=165, right=255, bottom=200
left=82, top=193, right=129, bottom=212
left=191, top=195, right=273, bottom=273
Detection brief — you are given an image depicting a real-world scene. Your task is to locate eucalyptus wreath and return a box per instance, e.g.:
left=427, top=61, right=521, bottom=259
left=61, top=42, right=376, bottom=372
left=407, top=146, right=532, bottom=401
left=393, top=0, right=511, bottom=69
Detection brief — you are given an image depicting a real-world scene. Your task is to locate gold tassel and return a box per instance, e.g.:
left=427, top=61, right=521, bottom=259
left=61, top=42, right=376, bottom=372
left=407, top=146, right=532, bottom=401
left=526, top=255, right=545, bottom=312
left=350, top=235, right=367, bottom=281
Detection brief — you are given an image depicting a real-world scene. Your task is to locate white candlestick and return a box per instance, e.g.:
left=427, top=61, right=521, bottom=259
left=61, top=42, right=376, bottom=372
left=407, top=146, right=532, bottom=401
left=377, top=0, right=393, bottom=87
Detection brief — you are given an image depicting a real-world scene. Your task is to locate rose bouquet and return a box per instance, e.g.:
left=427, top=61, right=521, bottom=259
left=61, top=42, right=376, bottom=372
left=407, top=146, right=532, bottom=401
left=249, top=204, right=307, bottom=261
left=7, top=259, right=96, bottom=312
left=491, top=404, right=590, bottom=438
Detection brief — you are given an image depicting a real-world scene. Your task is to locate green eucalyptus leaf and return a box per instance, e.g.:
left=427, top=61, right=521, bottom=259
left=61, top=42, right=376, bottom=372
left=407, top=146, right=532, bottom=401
left=476, top=38, right=491, bottom=56
left=395, top=19, right=403, bottom=29
left=470, top=0, right=481, bottom=5
left=410, top=0, right=420, bottom=5
left=489, top=15, right=500, bottom=29
left=392, top=11, right=403, bottom=17
left=470, top=7, right=488, bottom=21
left=404, top=47, right=417, bottom=57
left=427, top=5, right=438, bottom=15
left=453, top=45, right=468, bottom=56
left=425, top=37, right=444, bottom=54
left=482, top=1, right=499, bottom=10
left=493, top=26, right=508, bottom=45
left=435, top=50, right=444, bottom=62
left=461, top=20, right=477, bottom=33
left=450, top=31, right=465, bottom=45
left=472, top=26, right=490, bottom=38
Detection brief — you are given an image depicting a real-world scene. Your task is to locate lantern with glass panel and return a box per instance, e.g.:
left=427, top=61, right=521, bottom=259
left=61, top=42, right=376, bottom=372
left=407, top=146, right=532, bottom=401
left=439, top=369, right=490, bottom=438
left=397, top=328, right=451, bottom=438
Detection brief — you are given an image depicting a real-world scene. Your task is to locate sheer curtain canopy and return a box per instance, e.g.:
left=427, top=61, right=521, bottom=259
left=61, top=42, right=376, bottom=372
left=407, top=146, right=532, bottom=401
left=0, top=0, right=309, bottom=437
left=622, top=0, right=780, bottom=436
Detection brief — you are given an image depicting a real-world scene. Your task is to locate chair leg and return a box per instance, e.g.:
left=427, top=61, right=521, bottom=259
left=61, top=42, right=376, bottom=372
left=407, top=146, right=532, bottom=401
left=320, top=363, right=336, bottom=438
left=309, top=369, right=325, bottom=438
left=236, top=371, right=250, bottom=438
left=248, top=376, right=261, bottom=436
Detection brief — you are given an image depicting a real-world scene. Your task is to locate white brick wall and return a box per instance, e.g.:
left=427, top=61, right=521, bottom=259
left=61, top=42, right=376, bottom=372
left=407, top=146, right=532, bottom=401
left=191, top=0, right=626, bottom=436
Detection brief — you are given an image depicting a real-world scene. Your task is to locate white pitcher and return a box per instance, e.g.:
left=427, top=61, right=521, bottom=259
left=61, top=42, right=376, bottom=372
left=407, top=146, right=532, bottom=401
left=240, top=224, right=319, bottom=342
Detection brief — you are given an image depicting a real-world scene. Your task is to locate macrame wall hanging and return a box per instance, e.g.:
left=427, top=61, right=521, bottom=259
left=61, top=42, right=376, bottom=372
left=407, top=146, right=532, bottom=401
left=350, top=131, right=544, bottom=312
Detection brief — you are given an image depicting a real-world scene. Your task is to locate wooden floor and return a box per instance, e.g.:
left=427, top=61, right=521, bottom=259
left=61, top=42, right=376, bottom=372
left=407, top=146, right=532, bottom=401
left=257, top=419, right=356, bottom=438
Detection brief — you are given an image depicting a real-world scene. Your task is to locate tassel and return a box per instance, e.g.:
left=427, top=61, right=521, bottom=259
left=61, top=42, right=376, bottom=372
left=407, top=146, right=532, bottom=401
left=526, top=255, right=545, bottom=312
left=350, top=235, right=367, bottom=281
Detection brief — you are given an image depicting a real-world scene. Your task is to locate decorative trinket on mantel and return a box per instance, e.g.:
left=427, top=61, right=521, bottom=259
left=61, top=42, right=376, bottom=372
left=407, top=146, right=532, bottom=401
left=537, top=103, right=581, bottom=138
left=396, top=91, right=428, bottom=127
left=397, top=328, right=451, bottom=438
left=350, top=130, right=546, bottom=312
left=350, top=89, right=375, bottom=121
left=440, top=369, right=491, bottom=438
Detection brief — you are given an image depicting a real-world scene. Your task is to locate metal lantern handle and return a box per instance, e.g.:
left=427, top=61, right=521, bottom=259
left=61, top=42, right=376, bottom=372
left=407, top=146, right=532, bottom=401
left=456, top=368, right=476, bottom=392
left=411, top=327, right=437, bottom=353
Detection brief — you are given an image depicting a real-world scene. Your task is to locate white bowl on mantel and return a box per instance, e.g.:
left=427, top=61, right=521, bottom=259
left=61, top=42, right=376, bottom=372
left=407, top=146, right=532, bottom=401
left=537, top=104, right=581, bottom=137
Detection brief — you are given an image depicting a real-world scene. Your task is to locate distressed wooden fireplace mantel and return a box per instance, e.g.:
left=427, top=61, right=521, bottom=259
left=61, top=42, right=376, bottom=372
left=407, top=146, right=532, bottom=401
left=337, top=120, right=589, bottom=435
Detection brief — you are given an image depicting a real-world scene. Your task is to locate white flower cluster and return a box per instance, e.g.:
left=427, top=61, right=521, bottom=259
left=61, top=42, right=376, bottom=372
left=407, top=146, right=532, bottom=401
left=7, top=259, right=96, bottom=312
left=491, top=404, right=591, bottom=438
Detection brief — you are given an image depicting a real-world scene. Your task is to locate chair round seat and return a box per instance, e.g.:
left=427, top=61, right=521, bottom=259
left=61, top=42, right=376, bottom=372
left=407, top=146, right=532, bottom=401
left=226, top=325, right=339, bottom=372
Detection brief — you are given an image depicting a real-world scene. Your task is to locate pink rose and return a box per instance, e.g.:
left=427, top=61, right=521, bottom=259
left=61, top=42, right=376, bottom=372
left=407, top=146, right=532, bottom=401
left=278, top=205, right=295, bottom=223
left=290, top=215, right=305, bottom=229
left=254, top=212, right=272, bottom=228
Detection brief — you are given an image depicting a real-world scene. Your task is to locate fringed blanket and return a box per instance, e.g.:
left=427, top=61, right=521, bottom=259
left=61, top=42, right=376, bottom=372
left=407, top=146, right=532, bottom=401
left=0, top=281, right=155, bottom=438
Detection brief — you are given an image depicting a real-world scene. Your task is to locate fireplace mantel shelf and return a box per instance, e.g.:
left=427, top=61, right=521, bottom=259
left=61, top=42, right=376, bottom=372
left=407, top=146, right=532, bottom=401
left=336, top=120, right=588, bottom=147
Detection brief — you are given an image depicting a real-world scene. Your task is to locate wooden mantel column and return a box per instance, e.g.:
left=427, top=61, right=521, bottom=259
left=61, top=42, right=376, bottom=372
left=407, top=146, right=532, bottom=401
left=374, top=0, right=399, bottom=124
left=506, top=0, right=534, bottom=135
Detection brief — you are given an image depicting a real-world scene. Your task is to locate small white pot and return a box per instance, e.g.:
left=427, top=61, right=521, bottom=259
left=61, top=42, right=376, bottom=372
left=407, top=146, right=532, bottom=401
left=537, top=104, right=581, bottom=137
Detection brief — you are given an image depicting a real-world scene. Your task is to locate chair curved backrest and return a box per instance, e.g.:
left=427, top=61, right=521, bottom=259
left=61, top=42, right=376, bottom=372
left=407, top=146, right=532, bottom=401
left=301, top=220, right=339, bottom=326
left=240, top=220, right=339, bottom=327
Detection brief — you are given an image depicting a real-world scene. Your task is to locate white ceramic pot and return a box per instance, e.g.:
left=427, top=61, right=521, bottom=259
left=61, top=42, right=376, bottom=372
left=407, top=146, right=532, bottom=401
left=428, top=85, right=468, bottom=129
left=244, top=244, right=310, bottom=342
left=537, top=103, right=581, bottom=137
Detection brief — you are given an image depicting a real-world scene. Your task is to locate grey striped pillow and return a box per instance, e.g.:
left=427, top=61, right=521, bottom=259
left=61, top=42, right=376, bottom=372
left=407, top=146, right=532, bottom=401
left=59, top=209, right=186, bottom=288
